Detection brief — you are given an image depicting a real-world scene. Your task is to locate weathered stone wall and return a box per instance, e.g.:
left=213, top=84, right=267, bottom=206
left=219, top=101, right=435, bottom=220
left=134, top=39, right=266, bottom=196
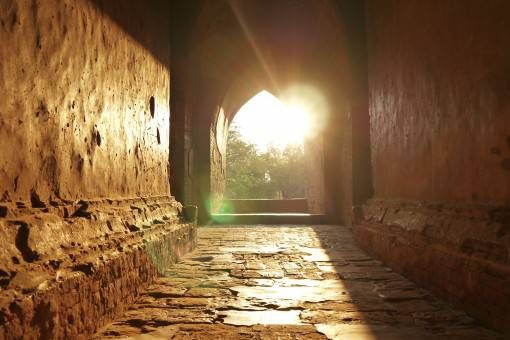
left=0, top=196, right=196, bottom=339
left=0, top=0, right=171, bottom=203
left=354, top=0, right=510, bottom=334
left=304, top=137, right=325, bottom=214
left=0, top=1, right=198, bottom=338
left=353, top=199, right=510, bottom=333
left=209, top=108, right=228, bottom=214
left=366, top=0, right=510, bottom=204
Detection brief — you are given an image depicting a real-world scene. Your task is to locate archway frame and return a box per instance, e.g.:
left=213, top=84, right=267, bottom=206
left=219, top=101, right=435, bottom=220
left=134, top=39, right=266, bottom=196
left=169, top=0, right=373, bottom=225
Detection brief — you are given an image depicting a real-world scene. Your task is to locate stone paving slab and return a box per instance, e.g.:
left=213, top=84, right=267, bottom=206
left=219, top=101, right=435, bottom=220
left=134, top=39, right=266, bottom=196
left=93, top=225, right=502, bottom=339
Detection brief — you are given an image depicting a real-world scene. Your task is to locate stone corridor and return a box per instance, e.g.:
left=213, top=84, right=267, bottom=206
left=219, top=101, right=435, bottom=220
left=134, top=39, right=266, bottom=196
left=92, top=226, right=501, bottom=339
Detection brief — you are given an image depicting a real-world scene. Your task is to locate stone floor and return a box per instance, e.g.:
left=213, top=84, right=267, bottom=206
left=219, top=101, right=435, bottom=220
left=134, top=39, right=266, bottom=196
left=92, top=225, right=502, bottom=339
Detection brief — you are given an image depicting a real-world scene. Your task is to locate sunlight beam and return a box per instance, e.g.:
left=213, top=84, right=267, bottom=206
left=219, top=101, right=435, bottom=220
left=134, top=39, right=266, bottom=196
left=231, top=90, right=314, bottom=152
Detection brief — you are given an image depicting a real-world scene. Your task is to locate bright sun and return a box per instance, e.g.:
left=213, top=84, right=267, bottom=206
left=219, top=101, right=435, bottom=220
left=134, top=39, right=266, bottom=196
left=231, top=91, right=312, bottom=152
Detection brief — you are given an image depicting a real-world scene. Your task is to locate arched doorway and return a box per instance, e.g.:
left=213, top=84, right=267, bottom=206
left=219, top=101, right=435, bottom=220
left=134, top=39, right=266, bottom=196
left=210, top=89, right=326, bottom=223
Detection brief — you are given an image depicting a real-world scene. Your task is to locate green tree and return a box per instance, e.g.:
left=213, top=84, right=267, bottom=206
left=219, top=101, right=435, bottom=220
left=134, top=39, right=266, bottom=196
left=262, top=145, right=305, bottom=199
left=226, top=126, right=271, bottom=198
left=226, top=125, right=305, bottom=199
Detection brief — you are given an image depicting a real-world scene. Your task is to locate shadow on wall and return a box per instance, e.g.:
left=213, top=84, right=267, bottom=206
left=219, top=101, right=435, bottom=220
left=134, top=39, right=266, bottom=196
left=89, top=0, right=171, bottom=69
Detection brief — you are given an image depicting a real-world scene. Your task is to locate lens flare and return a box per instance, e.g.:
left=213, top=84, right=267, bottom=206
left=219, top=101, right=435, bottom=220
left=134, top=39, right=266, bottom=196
left=279, top=84, right=330, bottom=141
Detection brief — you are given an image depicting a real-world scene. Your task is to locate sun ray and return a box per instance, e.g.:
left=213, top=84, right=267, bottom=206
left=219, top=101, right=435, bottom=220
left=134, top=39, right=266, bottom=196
left=231, top=90, right=312, bottom=152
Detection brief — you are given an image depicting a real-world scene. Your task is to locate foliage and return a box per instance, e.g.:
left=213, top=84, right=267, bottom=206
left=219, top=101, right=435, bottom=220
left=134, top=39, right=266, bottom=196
left=226, top=125, right=305, bottom=199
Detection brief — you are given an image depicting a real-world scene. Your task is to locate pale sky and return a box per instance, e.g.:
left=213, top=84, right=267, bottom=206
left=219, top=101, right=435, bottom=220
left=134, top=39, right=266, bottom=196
left=231, top=91, right=311, bottom=152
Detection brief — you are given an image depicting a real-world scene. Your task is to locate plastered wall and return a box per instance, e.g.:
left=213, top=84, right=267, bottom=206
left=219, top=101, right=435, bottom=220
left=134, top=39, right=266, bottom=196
left=367, top=0, right=510, bottom=205
left=0, top=0, right=171, bottom=203
left=356, top=1, right=510, bottom=332
left=209, top=107, right=228, bottom=213
left=304, top=137, right=325, bottom=214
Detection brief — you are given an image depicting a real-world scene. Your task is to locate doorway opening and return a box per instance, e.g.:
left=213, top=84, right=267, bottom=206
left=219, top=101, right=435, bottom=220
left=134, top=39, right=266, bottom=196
left=214, top=89, right=325, bottom=222
left=227, top=90, right=309, bottom=200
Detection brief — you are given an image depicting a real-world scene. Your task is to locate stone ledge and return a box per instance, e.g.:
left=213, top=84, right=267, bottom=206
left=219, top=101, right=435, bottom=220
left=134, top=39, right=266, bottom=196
left=0, top=196, right=196, bottom=339
left=218, top=199, right=309, bottom=214
left=352, top=198, right=510, bottom=334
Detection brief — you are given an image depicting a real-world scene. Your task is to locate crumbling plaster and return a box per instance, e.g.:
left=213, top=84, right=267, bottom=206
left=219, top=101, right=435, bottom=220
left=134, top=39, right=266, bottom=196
left=0, top=0, right=171, bottom=203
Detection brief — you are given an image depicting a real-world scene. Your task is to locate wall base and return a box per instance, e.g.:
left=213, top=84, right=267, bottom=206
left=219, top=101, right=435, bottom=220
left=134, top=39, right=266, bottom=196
left=352, top=199, right=510, bottom=334
left=0, top=196, right=196, bottom=339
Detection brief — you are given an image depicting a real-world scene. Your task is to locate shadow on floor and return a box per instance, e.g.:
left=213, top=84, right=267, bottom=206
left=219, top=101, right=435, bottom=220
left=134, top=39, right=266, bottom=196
left=92, top=224, right=502, bottom=339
